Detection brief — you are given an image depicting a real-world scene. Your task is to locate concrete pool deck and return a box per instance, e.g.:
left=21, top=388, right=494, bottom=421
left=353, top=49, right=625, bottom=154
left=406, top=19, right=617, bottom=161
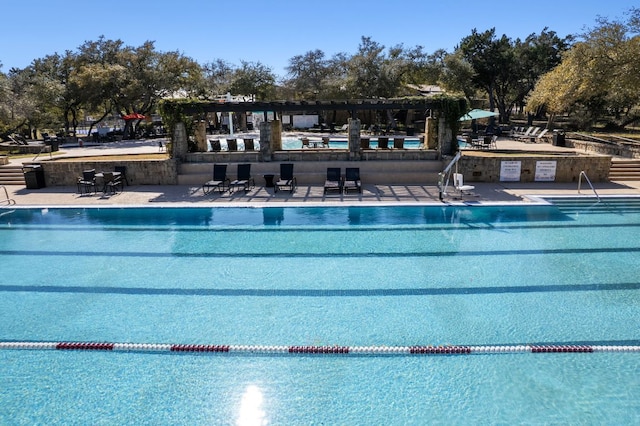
left=3, top=133, right=640, bottom=206
left=4, top=180, right=640, bottom=207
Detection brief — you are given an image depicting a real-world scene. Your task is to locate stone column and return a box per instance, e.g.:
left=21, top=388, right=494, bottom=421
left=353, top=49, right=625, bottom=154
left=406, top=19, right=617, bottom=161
left=348, top=118, right=361, bottom=160
left=425, top=117, right=437, bottom=149
left=271, top=119, right=282, bottom=151
left=172, top=122, right=188, bottom=160
left=194, top=121, right=207, bottom=152
left=259, top=121, right=272, bottom=161
left=438, top=117, right=454, bottom=157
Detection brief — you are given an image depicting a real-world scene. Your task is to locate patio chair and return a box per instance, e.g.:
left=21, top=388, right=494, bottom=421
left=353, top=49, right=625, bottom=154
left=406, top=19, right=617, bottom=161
left=203, top=164, right=230, bottom=194
left=516, top=127, right=540, bottom=141
left=528, top=128, right=549, bottom=143
left=244, top=139, right=255, bottom=151
left=377, top=137, right=389, bottom=149
left=230, top=163, right=255, bottom=193
left=227, top=138, right=238, bottom=151
left=102, top=171, right=123, bottom=195
left=77, top=169, right=97, bottom=195
left=481, top=135, right=498, bottom=149
left=114, top=165, right=129, bottom=186
left=393, top=137, right=404, bottom=149
left=453, top=173, right=475, bottom=199
left=274, top=163, right=297, bottom=193
left=324, top=167, right=343, bottom=194
left=343, top=167, right=362, bottom=194
left=209, top=139, right=222, bottom=152
left=360, top=137, right=371, bottom=149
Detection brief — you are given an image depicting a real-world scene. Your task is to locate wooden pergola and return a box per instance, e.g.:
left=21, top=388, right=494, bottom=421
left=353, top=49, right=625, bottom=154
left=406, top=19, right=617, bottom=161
left=180, top=98, right=444, bottom=119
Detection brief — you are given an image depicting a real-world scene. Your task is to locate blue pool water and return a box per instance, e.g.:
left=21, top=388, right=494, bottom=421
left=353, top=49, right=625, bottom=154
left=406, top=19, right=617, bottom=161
left=280, top=137, right=421, bottom=150
left=208, top=137, right=421, bottom=150
left=1, top=200, right=639, bottom=424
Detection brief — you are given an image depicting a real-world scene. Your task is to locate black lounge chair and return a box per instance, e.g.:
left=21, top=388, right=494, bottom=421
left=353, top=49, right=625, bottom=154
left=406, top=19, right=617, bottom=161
left=77, top=169, right=97, bottom=195
left=343, top=167, right=362, bottom=194
left=209, top=139, right=222, bottom=152
left=377, top=137, right=389, bottom=149
left=274, top=163, right=297, bottom=193
left=324, top=167, right=342, bottom=194
left=230, top=163, right=255, bottom=193
left=203, top=164, right=230, bottom=194
left=244, top=139, right=255, bottom=151
left=227, top=139, right=238, bottom=151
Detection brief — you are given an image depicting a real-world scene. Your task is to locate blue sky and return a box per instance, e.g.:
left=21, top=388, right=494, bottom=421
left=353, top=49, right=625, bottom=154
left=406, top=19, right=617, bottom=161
left=0, top=0, right=635, bottom=78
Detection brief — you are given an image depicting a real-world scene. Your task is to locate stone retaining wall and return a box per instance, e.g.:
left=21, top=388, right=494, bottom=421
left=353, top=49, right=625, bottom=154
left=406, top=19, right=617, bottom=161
left=569, top=139, right=640, bottom=159
left=185, top=149, right=438, bottom=163
left=459, top=152, right=611, bottom=182
left=26, top=159, right=178, bottom=186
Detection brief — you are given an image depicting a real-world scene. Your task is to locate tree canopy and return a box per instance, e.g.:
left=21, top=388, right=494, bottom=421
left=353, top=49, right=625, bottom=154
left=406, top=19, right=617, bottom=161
left=527, top=7, right=640, bottom=129
left=2, top=9, right=640, bottom=138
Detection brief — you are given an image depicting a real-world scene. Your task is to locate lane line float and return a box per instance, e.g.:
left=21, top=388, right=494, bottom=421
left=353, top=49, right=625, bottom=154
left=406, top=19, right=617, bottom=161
left=1, top=341, right=640, bottom=356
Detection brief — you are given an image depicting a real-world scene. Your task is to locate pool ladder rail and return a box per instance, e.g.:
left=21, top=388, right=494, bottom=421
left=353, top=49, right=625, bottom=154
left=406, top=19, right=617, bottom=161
left=0, top=185, right=16, bottom=205
left=577, top=170, right=600, bottom=202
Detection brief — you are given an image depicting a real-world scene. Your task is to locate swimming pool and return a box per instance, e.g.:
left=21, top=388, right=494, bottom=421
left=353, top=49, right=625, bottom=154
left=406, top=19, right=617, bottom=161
left=1, top=200, right=639, bottom=424
left=280, top=137, right=422, bottom=150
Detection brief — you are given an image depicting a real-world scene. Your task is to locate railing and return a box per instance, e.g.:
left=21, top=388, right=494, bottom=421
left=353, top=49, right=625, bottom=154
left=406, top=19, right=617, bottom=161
left=32, top=145, right=53, bottom=162
left=0, top=185, right=16, bottom=205
left=438, top=151, right=462, bottom=201
left=578, top=170, right=600, bottom=202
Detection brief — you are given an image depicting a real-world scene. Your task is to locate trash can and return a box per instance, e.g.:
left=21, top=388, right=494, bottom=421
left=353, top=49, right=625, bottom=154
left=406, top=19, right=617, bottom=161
left=552, top=131, right=565, bottom=147
left=23, top=165, right=45, bottom=189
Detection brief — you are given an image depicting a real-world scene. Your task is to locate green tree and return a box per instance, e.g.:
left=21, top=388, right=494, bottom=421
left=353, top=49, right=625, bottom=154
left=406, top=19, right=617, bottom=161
left=201, top=59, right=235, bottom=99
left=229, top=61, right=276, bottom=101
left=284, top=49, right=329, bottom=99
left=528, top=8, right=640, bottom=129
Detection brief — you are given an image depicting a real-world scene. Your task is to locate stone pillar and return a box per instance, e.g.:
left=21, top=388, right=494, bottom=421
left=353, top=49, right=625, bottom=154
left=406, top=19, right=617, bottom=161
left=259, top=121, right=272, bottom=161
left=194, top=121, right=207, bottom=152
left=348, top=118, right=361, bottom=160
left=438, top=117, right=454, bottom=157
left=425, top=117, right=437, bottom=149
left=173, top=122, right=188, bottom=160
left=271, top=119, right=282, bottom=151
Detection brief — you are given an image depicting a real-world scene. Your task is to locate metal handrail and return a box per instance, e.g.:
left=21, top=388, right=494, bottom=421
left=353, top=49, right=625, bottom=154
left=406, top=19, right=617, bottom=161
left=438, top=152, right=462, bottom=201
left=0, top=185, right=16, bottom=205
left=578, top=170, right=600, bottom=202
left=32, top=144, right=53, bottom=162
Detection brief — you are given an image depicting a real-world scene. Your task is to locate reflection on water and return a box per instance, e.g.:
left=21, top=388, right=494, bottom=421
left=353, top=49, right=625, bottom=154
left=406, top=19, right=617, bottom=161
left=237, top=385, right=267, bottom=426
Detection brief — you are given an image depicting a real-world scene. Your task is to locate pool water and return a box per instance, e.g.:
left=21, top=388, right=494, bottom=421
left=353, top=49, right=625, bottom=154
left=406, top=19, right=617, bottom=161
left=1, top=200, right=639, bottom=424
left=280, top=137, right=422, bottom=149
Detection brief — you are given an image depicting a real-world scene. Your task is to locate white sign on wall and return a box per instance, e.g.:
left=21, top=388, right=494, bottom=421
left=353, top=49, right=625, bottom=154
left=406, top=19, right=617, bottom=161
left=500, top=161, right=522, bottom=181
left=535, top=161, right=557, bottom=181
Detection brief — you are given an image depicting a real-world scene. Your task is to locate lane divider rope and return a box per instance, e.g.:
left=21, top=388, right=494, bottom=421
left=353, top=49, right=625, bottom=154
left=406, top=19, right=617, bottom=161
left=1, top=341, right=639, bottom=356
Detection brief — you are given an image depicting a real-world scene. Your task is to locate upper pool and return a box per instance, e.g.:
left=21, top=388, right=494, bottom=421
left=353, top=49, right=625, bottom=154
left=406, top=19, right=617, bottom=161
left=1, top=200, right=639, bottom=424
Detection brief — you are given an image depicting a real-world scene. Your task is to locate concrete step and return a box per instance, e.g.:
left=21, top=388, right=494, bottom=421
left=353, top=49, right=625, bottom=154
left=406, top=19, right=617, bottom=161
left=0, top=166, right=25, bottom=185
left=609, top=159, right=640, bottom=181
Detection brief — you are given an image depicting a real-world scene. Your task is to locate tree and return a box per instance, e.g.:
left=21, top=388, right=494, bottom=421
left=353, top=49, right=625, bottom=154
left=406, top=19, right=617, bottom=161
left=527, top=8, right=640, bottom=129
left=229, top=61, right=276, bottom=101
left=284, top=49, right=329, bottom=99
left=202, top=59, right=235, bottom=99
left=454, top=28, right=570, bottom=123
